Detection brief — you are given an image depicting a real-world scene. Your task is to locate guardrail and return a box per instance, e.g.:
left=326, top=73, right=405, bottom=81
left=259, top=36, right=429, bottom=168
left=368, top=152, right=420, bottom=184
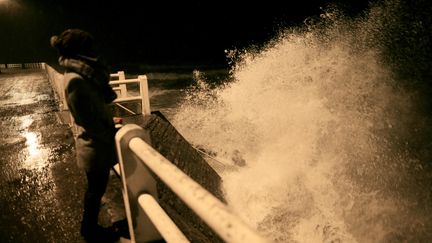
left=115, top=124, right=269, bottom=243
left=0, top=62, right=45, bottom=69
left=109, top=73, right=151, bottom=116
left=110, top=71, right=127, bottom=98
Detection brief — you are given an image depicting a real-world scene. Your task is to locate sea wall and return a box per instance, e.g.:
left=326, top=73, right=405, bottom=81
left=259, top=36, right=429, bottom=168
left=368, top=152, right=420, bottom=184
left=137, top=112, right=224, bottom=242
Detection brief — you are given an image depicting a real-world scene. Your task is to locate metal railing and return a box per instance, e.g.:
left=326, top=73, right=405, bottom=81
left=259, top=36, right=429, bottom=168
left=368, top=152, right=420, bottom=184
left=0, top=62, right=45, bottom=69
left=115, top=124, right=269, bottom=243
left=109, top=71, right=151, bottom=116
left=110, top=71, right=127, bottom=98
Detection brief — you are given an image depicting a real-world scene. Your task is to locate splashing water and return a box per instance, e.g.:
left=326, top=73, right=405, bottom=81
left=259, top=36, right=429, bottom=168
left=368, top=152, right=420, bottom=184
left=172, top=2, right=432, bottom=242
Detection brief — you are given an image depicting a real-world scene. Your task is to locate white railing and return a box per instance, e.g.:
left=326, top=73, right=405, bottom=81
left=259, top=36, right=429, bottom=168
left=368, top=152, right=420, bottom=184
left=0, top=63, right=44, bottom=69
left=115, top=124, right=269, bottom=243
left=110, top=71, right=127, bottom=98
left=4, top=63, right=22, bottom=69
left=24, top=63, right=44, bottom=69
left=137, top=194, right=189, bottom=243
left=109, top=71, right=151, bottom=116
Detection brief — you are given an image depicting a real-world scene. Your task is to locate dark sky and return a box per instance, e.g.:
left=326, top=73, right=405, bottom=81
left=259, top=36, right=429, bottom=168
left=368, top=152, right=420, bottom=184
left=0, top=0, right=370, bottom=68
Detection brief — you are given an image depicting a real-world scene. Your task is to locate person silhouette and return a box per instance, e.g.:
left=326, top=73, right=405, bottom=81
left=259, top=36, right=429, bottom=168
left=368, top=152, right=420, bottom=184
left=50, top=28, right=122, bottom=242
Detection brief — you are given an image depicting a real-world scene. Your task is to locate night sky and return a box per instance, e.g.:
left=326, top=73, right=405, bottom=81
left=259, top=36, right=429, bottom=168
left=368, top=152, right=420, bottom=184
left=0, top=0, right=370, bottom=68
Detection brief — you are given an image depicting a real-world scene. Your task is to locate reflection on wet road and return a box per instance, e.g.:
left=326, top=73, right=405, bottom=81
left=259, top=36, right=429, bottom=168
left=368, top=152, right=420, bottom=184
left=0, top=70, right=84, bottom=242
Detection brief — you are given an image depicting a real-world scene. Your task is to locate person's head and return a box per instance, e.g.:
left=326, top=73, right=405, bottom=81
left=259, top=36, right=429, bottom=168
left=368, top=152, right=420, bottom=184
left=50, top=29, right=97, bottom=59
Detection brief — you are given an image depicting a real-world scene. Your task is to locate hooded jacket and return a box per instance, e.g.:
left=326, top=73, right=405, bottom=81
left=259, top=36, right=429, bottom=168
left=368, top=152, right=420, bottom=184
left=61, top=56, right=118, bottom=172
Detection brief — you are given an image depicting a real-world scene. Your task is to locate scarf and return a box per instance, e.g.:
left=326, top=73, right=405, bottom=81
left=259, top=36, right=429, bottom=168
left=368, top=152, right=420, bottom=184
left=59, top=56, right=117, bottom=103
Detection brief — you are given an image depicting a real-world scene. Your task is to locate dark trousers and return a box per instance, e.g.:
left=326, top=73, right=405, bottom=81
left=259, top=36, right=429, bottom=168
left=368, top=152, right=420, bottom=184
left=81, top=168, right=110, bottom=233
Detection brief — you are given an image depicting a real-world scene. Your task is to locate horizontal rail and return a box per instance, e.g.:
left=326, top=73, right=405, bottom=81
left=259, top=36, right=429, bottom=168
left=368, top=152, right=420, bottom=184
left=1, top=63, right=44, bottom=69
left=138, top=194, right=190, bottom=243
left=109, top=72, right=150, bottom=115
left=110, top=71, right=125, bottom=78
left=114, top=96, right=142, bottom=103
left=128, top=137, right=268, bottom=243
left=109, top=79, right=140, bottom=85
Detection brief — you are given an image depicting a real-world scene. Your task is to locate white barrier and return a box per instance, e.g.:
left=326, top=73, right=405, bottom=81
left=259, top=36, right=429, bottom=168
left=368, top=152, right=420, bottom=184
left=138, top=194, right=189, bottom=243
left=109, top=74, right=151, bottom=115
left=24, top=63, right=44, bottom=69
left=6, top=63, right=22, bottom=69
left=110, top=71, right=127, bottom=98
left=116, top=124, right=269, bottom=243
left=0, top=62, right=44, bottom=69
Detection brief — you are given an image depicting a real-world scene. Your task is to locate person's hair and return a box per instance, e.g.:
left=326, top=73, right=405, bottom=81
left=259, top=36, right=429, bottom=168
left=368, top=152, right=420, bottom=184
left=50, top=29, right=97, bottom=58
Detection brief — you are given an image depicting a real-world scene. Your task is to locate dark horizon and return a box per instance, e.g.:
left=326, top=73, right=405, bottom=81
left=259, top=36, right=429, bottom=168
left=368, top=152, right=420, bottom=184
left=1, top=0, right=370, bottom=69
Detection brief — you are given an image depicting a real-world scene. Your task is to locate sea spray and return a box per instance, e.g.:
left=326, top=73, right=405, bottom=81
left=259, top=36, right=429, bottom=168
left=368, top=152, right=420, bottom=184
left=172, top=1, right=432, bottom=242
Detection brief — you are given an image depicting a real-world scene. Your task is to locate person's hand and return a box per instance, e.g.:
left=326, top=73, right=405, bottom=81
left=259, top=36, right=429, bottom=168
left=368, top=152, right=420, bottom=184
left=113, top=117, right=123, bottom=124
left=113, top=117, right=123, bottom=131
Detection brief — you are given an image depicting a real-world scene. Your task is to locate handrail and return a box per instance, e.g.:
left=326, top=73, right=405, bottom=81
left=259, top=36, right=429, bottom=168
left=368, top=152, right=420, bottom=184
left=109, top=78, right=140, bottom=84
left=0, top=62, right=44, bottom=69
left=138, top=194, right=190, bottom=243
left=110, top=71, right=127, bottom=98
left=116, top=124, right=269, bottom=243
left=109, top=74, right=151, bottom=115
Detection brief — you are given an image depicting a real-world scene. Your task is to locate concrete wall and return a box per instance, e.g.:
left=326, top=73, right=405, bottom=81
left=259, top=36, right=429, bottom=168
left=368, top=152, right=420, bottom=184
left=44, top=64, right=67, bottom=111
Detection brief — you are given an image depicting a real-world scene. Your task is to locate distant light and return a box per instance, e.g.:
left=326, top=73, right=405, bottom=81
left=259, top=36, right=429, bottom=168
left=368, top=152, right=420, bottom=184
left=0, top=0, right=11, bottom=7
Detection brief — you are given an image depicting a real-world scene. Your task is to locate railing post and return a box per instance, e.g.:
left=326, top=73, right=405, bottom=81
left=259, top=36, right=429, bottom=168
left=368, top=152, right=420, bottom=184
left=115, top=124, right=162, bottom=243
left=59, top=73, right=67, bottom=111
left=138, top=75, right=151, bottom=115
left=118, top=71, right=127, bottom=98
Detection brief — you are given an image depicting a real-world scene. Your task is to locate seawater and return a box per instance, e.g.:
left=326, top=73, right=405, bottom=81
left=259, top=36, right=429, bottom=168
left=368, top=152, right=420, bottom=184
left=147, top=1, right=432, bottom=242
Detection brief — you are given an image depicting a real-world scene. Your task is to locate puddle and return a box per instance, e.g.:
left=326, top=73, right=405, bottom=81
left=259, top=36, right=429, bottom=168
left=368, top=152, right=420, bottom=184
left=22, top=131, right=51, bottom=170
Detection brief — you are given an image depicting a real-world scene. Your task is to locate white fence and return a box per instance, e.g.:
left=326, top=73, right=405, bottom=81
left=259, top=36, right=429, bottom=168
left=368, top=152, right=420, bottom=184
left=115, top=124, right=269, bottom=243
left=109, top=72, right=151, bottom=116
left=0, top=63, right=45, bottom=69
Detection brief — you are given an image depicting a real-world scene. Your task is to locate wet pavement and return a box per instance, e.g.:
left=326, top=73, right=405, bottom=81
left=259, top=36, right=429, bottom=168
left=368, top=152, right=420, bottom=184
left=0, top=70, right=125, bottom=243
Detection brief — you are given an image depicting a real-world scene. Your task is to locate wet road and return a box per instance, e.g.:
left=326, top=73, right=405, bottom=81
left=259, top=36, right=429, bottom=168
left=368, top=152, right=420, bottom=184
left=0, top=70, right=124, bottom=243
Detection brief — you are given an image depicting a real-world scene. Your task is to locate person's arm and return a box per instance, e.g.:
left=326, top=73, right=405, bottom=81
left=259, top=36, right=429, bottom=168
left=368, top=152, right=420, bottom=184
left=66, top=76, right=115, bottom=141
left=66, top=77, right=96, bottom=125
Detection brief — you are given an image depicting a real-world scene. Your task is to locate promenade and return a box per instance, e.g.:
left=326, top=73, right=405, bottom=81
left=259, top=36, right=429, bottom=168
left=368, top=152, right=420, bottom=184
left=0, top=69, right=124, bottom=243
